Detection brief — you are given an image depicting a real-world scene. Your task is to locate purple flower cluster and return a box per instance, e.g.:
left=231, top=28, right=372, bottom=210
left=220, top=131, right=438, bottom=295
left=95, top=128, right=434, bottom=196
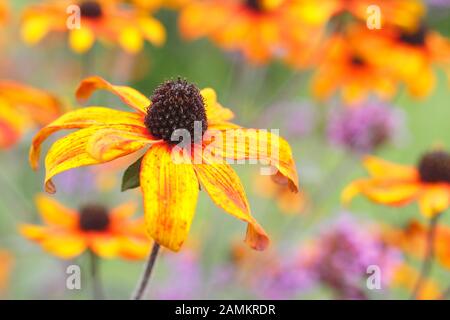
left=327, top=101, right=403, bottom=153
left=303, top=215, right=401, bottom=299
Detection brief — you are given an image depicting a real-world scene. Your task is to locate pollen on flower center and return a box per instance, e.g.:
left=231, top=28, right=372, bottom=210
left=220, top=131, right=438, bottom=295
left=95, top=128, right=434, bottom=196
left=399, top=26, right=426, bottom=46
left=79, top=204, right=110, bottom=231
left=79, top=1, right=103, bottom=19
left=418, top=151, right=450, bottom=183
left=144, top=78, right=208, bottom=144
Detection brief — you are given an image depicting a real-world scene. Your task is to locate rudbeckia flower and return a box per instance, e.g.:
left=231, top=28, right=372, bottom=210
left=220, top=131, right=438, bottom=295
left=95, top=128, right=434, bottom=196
left=29, top=76, right=299, bottom=252
left=20, top=194, right=150, bottom=259
left=178, top=0, right=319, bottom=64
left=0, top=80, right=62, bottom=149
left=0, top=249, right=13, bottom=295
left=311, top=26, right=401, bottom=103
left=342, top=152, right=450, bottom=218
left=21, top=0, right=166, bottom=54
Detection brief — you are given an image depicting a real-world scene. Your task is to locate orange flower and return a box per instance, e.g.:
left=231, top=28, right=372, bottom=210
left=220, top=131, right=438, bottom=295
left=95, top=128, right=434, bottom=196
left=297, top=0, right=425, bottom=31
left=21, top=0, right=166, bottom=54
left=130, top=0, right=188, bottom=11
left=367, top=25, right=450, bottom=98
left=342, top=152, right=450, bottom=218
left=29, top=76, right=299, bottom=252
left=384, top=220, right=450, bottom=270
left=0, top=0, right=8, bottom=25
left=178, top=0, right=320, bottom=64
left=391, top=263, right=441, bottom=300
left=20, top=194, right=150, bottom=260
left=311, top=27, right=398, bottom=103
left=0, top=249, right=13, bottom=295
left=253, top=173, right=306, bottom=214
left=0, top=80, right=62, bottom=149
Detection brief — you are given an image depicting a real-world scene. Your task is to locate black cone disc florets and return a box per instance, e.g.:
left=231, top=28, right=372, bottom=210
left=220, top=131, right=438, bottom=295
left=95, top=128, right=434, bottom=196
left=245, top=0, right=264, bottom=11
left=418, top=151, right=450, bottom=183
left=144, top=78, right=207, bottom=144
left=399, top=26, right=426, bottom=46
left=79, top=204, right=110, bottom=231
left=80, top=1, right=103, bottom=19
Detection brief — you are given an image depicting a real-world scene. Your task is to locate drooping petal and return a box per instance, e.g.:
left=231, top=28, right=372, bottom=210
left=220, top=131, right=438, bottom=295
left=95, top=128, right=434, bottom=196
left=88, top=235, right=121, bottom=258
left=138, top=16, right=166, bottom=47
left=418, top=186, right=450, bottom=218
left=359, top=181, right=421, bottom=206
left=76, top=76, right=150, bottom=114
left=207, top=129, right=299, bottom=192
left=43, top=125, right=151, bottom=193
left=35, top=194, right=78, bottom=228
left=140, top=143, right=199, bottom=252
left=30, top=107, right=145, bottom=170
left=363, top=156, right=418, bottom=180
left=193, top=151, right=269, bottom=250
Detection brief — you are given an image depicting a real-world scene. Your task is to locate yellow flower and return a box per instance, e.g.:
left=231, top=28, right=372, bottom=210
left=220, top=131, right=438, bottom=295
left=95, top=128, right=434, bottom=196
left=342, top=152, right=450, bottom=218
left=0, top=249, right=13, bottom=295
left=30, top=76, right=299, bottom=252
left=20, top=194, right=150, bottom=260
left=21, top=0, right=166, bottom=54
left=178, top=0, right=320, bottom=64
left=0, top=80, right=63, bottom=149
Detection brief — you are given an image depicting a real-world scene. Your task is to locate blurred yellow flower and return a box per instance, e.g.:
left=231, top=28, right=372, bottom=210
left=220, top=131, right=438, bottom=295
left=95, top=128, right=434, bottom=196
left=0, top=0, right=8, bottom=25
left=29, top=76, right=299, bottom=252
left=179, top=0, right=321, bottom=64
left=342, top=152, right=450, bottom=218
left=20, top=194, right=150, bottom=260
left=0, top=249, right=13, bottom=295
left=0, top=80, right=63, bottom=149
left=21, top=0, right=166, bottom=54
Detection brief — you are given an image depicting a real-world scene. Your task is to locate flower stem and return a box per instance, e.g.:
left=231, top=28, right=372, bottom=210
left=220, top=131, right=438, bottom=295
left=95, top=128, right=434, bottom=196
left=410, top=214, right=440, bottom=300
left=89, top=250, right=104, bottom=300
left=132, top=243, right=161, bottom=300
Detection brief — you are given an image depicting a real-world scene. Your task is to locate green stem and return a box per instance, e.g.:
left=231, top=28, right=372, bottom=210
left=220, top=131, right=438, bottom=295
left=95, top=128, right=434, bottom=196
left=132, top=243, right=161, bottom=300
left=89, top=250, right=104, bottom=300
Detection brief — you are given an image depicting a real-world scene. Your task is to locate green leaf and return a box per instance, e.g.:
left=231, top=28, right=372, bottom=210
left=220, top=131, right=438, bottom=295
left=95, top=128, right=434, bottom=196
left=121, top=156, right=144, bottom=192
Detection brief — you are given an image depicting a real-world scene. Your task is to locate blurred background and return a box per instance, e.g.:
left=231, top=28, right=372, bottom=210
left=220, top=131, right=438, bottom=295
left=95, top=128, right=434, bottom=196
left=0, top=0, right=449, bottom=299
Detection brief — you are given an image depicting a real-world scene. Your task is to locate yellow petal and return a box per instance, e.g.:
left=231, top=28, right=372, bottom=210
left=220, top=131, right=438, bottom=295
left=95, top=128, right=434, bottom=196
left=69, top=27, right=95, bottom=54
left=76, top=76, right=150, bottom=114
left=21, top=15, right=51, bottom=45
left=139, top=16, right=166, bottom=47
left=118, top=26, right=144, bottom=54
left=19, top=224, right=48, bottom=241
left=201, top=88, right=234, bottom=123
left=110, top=202, right=137, bottom=221
left=208, top=129, right=299, bottom=192
left=140, top=144, right=199, bottom=252
left=35, top=194, right=78, bottom=228
left=363, top=155, right=418, bottom=180
left=193, top=150, right=269, bottom=251
left=362, top=182, right=421, bottom=206
left=89, top=235, right=121, bottom=258
left=418, top=186, right=450, bottom=218
left=43, top=125, right=147, bottom=193
left=30, top=107, right=144, bottom=170
left=118, top=237, right=151, bottom=260
left=41, top=232, right=86, bottom=259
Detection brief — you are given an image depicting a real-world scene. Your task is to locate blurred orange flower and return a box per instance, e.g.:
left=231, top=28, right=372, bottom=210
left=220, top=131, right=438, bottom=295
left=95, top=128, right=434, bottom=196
left=311, top=27, right=398, bottom=103
left=253, top=173, right=306, bottom=214
left=21, top=0, right=166, bottom=54
left=342, top=152, right=450, bottom=218
left=0, top=0, right=8, bottom=25
left=391, top=263, right=441, bottom=300
left=29, top=76, right=299, bottom=252
left=131, top=0, right=188, bottom=11
left=0, top=80, right=63, bottom=149
left=0, top=249, right=13, bottom=295
left=299, top=0, right=425, bottom=30
left=179, top=0, right=321, bottom=64
left=384, top=220, right=450, bottom=270
left=20, top=194, right=150, bottom=260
